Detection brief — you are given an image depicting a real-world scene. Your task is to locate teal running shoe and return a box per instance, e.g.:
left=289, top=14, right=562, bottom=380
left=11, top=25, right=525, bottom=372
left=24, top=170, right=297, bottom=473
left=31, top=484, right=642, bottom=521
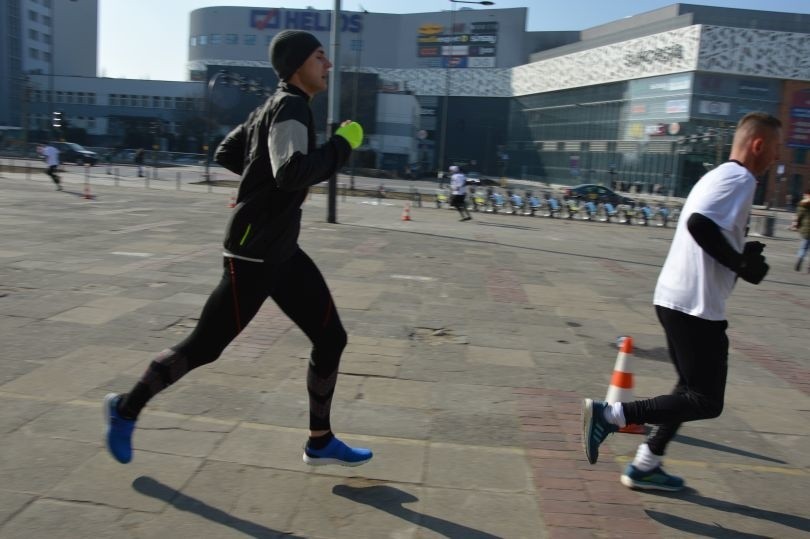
left=621, top=463, right=685, bottom=491
left=582, top=398, right=619, bottom=464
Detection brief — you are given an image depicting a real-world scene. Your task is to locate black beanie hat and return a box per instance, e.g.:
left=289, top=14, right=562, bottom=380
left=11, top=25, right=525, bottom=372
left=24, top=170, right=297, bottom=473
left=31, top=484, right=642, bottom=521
left=269, top=30, right=323, bottom=81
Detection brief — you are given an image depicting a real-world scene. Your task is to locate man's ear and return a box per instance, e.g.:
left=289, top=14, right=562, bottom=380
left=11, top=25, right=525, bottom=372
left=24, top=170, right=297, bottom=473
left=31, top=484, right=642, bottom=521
left=751, top=137, right=764, bottom=155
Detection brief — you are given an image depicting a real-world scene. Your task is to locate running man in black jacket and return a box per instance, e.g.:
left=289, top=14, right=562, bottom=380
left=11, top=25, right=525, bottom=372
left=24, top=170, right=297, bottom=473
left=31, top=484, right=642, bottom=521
left=104, top=30, right=371, bottom=467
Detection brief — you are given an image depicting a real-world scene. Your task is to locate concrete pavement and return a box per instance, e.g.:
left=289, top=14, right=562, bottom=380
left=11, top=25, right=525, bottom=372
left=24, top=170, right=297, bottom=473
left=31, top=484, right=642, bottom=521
left=0, top=170, right=808, bottom=538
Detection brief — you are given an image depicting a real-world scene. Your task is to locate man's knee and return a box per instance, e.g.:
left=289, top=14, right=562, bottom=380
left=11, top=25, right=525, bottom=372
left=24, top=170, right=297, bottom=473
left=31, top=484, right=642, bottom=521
left=691, top=392, right=723, bottom=419
left=329, top=325, right=348, bottom=353
left=704, top=399, right=723, bottom=419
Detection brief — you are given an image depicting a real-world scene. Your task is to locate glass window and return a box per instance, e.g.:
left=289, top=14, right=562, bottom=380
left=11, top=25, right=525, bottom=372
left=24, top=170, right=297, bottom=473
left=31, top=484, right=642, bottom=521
left=109, top=94, right=118, bottom=106
left=43, top=51, right=51, bottom=62
left=225, top=34, right=238, bottom=45
left=56, top=91, right=63, bottom=103
left=88, top=117, right=96, bottom=129
left=88, top=92, right=95, bottom=105
left=29, top=47, right=39, bottom=59
left=153, top=96, right=160, bottom=107
left=198, top=35, right=207, bottom=45
left=29, top=10, right=38, bottom=22
left=42, top=33, right=51, bottom=44
left=66, top=92, right=74, bottom=104
left=29, top=29, right=38, bottom=40
left=244, top=34, right=256, bottom=46
left=210, top=34, right=221, bottom=45
left=43, top=15, right=51, bottom=26
left=190, top=36, right=196, bottom=47
left=77, top=92, right=85, bottom=104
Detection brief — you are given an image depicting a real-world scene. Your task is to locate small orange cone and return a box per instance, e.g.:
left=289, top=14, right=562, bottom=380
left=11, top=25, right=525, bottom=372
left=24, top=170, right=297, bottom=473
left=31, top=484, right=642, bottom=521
left=228, top=190, right=237, bottom=208
left=401, top=202, right=412, bottom=221
left=605, top=336, right=645, bottom=434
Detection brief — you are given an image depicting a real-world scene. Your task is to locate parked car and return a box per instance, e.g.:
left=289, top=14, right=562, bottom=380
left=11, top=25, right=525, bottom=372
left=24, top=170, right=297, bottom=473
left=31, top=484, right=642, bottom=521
left=465, top=171, right=499, bottom=186
left=49, top=141, right=99, bottom=165
left=563, top=184, right=634, bottom=205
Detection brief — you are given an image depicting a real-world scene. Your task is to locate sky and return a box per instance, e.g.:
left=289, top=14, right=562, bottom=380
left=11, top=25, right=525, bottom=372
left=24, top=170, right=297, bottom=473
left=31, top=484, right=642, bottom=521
left=98, top=0, right=810, bottom=81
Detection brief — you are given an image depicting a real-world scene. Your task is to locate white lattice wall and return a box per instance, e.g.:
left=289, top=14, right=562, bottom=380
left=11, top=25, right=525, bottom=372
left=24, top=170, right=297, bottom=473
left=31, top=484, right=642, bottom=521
left=190, top=25, right=810, bottom=99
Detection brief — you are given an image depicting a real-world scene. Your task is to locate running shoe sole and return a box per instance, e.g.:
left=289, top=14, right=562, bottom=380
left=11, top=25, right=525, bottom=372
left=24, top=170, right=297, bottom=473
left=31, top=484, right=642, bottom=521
left=582, top=397, right=597, bottom=464
left=103, top=392, right=117, bottom=429
left=302, top=454, right=372, bottom=467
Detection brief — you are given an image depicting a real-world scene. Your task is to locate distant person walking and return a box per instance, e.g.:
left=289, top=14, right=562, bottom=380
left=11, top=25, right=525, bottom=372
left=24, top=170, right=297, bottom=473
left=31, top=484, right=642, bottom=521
left=134, top=148, right=145, bottom=177
left=103, top=30, right=372, bottom=468
left=449, top=165, right=472, bottom=221
left=790, top=189, right=810, bottom=272
left=582, top=112, right=780, bottom=491
left=39, top=143, right=61, bottom=190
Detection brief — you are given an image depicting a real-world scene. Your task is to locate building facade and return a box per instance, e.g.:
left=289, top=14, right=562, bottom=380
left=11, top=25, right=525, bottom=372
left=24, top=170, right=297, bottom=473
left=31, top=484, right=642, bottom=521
left=510, top=4, right=810, bottom=199
left=1, top=0, right=97, bottom=129
left=2, top=3, right=809, bottom=202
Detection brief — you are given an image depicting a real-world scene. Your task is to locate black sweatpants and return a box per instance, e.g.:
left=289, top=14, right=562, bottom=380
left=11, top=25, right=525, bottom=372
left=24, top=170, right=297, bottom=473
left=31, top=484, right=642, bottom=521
left=451, top=194, right=470, bottom=218
left=622, top=306, right=729, bottom=455
left=46, top=165, right=60, bottom=185
left=119, top=248, right=347, bottom=431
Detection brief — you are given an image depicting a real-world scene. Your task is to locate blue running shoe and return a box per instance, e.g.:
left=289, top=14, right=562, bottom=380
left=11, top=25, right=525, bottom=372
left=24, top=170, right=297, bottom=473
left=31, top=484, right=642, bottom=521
left=621, top=463, right=685, bottom=491
left=303, top=436, right=373, bottom=467
left=104, top=393, right=135, bottom=464
left=582, top=398, right=619, bottom=465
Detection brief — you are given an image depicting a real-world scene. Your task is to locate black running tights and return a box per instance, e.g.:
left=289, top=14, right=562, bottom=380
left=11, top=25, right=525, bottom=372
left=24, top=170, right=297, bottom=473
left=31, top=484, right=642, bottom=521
left=119, top=249, right=347, bottom=431
left=622, top=306, right=729, bottom=456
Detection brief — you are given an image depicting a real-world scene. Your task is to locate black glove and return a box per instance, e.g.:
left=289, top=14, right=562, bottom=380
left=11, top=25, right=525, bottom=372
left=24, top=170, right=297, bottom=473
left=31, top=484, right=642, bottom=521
left=743, top=241, right=765, bottom=257
left=737, top=241, right=768, bottom=284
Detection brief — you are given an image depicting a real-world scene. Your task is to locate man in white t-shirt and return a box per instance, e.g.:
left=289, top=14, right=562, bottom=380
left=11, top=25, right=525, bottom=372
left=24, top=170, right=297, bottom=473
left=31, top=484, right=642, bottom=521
left=39, top=143, right=62, bottom=190
left=582, top=112, right=780, bottom=491
left=449, top=165, right=472, bottom=221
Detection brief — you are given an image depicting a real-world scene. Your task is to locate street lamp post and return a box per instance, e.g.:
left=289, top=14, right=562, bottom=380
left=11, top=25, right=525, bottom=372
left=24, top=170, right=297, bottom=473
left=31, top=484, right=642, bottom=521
left=436, top=0, right=494, bottom=178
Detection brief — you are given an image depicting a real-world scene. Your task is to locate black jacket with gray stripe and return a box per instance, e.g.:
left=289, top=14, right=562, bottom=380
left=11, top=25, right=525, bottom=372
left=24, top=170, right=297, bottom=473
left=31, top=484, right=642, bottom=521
left=215, top=82, right=351, bottom=262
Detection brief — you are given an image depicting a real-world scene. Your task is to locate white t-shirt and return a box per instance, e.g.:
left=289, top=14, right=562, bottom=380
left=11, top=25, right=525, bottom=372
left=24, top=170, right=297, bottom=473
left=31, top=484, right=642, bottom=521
left=653, top=161, right=755, bottom=321
left=42, top=146, right=60, bottom=166
left=450, top=172, right=466, bottom=195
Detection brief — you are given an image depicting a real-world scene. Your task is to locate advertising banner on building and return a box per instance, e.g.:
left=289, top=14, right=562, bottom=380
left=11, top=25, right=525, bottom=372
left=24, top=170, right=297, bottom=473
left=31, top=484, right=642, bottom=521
left=788, top=88, right=810, bottom=149
left=416, top=20, right=498, bottom=68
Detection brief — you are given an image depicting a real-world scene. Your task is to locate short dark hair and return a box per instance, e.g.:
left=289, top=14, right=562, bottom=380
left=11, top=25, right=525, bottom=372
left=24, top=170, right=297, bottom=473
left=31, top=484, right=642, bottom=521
left=732, top=112, right=781, bottom=148
left=736, top=112, right=781, bottom=132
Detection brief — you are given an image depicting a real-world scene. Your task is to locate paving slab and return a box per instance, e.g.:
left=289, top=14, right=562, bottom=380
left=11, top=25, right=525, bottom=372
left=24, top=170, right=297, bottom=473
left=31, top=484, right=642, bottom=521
left=0, top=175, right=807, bottom=538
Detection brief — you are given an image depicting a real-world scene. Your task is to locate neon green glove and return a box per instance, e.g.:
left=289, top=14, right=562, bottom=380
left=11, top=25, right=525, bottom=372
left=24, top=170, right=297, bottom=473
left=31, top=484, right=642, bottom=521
left=335, top=121, right=363, bottom=150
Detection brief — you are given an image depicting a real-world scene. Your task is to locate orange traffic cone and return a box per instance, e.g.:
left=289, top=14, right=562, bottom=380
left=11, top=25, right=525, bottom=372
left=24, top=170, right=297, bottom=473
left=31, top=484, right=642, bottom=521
left=605, top=336, right=645, bottom=434
left=401, top=202, right=412, bottom=221
left=228, top=190, right=237, bottom=208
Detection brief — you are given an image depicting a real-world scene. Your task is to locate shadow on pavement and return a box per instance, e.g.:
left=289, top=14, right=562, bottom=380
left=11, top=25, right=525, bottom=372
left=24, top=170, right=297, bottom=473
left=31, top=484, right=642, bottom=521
left=133, top=476, right=303, bottom=538
left=646, top=510, right=771, bottom=538
left=674, top=434, right=788, bottom=464
left=645, top=488, right=810, bottom=534
left=59, top=189, right=96, bottom=199
left=332, top=484, right=502, bottom=539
